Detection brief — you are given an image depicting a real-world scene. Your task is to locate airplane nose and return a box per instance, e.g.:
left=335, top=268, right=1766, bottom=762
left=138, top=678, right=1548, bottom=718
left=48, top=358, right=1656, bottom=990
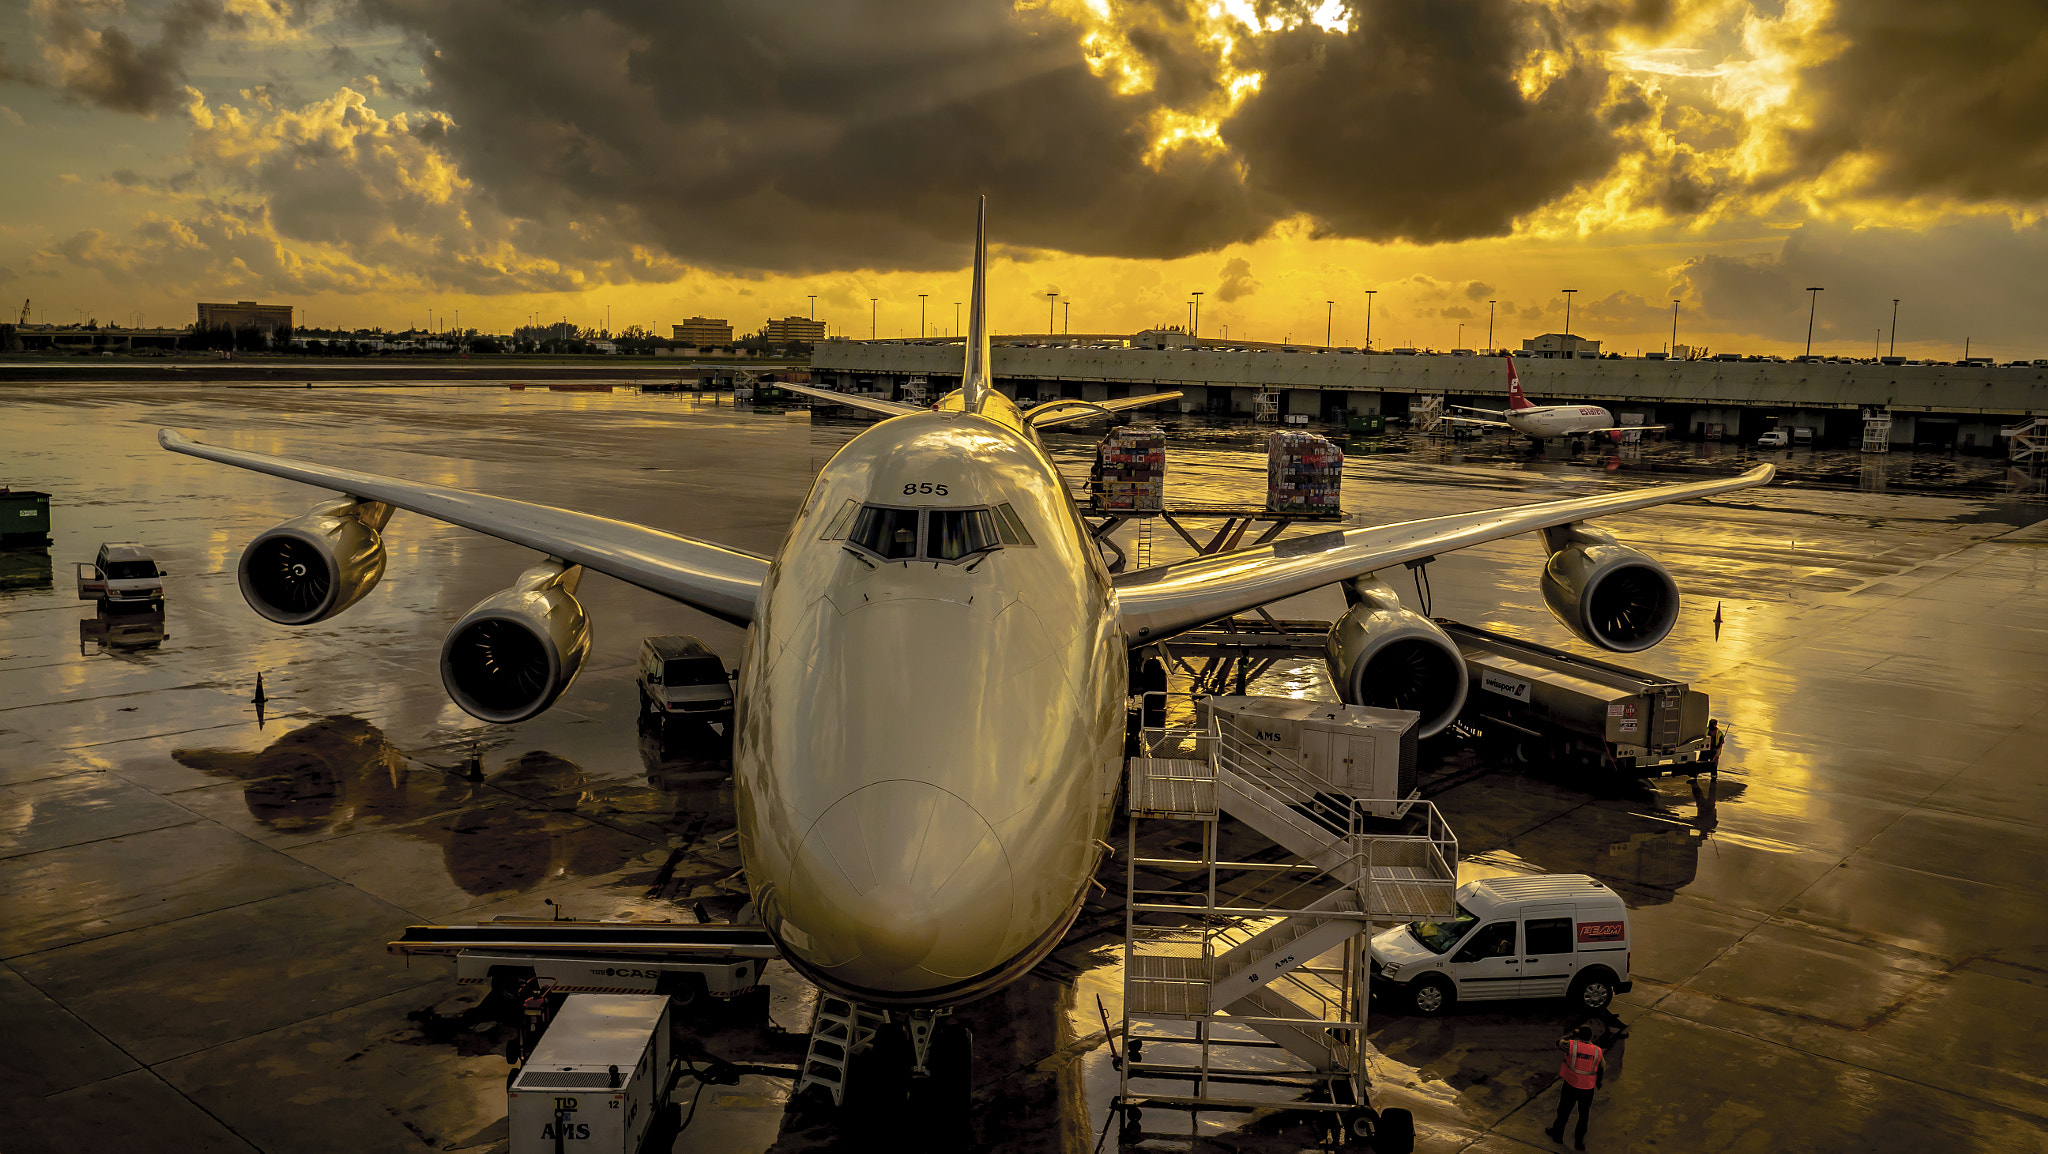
left=785, top=780, right=1015, bottom=989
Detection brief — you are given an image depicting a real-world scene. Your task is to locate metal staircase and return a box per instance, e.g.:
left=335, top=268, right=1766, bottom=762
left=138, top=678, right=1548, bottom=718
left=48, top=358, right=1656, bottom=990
left=796, top=995, right=888, bottom=1106
left=1117, top=696, right=1458, bottom=1136
left=2003, top=416, right=2048, bottom=463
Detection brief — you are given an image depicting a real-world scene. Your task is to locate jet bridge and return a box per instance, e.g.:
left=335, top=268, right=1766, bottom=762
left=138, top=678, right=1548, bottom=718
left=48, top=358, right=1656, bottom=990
left=1116, top=694, right=1458, bottom=1147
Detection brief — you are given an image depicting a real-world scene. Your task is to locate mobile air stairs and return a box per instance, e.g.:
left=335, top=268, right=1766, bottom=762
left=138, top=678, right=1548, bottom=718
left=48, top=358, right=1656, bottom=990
left=1116, top=695, right=1459, bottom=1147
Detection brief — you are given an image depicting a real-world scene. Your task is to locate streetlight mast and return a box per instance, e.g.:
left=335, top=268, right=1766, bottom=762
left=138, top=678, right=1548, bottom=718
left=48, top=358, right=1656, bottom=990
left=1561, top=288, right=1578, bottom=338
left=1047, top=292, right=1058, bottom=337
left=1487, top=300, right=1495, bottom=352
left=1325, top=300, right=1334, bottom=350
left=1190, top=291, right=1203, bottom=344
left=1889, top=299, right=1900, bottom=357
left=1671, top=299, right=1680, bottom=358
left=1804, top=287, right=1824, bottom=357
left=919, top=294, right=928, bottom=339
left=870, top=298, right=878, bottom=340
left=1364, top=290, right=1376, bottom=351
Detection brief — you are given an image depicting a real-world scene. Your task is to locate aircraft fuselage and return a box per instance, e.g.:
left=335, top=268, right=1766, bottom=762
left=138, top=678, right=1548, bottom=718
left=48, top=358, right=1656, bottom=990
left=733, top=392, right=1127, bottom=1008
left=1507, top=404, right=1617, bottom=441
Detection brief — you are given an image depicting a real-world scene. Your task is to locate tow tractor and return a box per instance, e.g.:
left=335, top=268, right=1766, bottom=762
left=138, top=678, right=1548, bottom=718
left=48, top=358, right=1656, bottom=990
left=390, top=918, right=776, bottom=1008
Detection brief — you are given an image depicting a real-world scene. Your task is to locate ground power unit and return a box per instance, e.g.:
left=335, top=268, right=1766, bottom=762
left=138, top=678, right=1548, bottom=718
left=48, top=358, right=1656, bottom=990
left=1202, top=696, right=1421, bottom=818
left=509, top=994, right=673, bottom=1154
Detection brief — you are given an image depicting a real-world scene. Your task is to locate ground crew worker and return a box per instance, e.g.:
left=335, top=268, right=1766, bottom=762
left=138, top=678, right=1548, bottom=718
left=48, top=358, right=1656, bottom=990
left=1546, top=1024, right=1605, bottom=1149
left=1704, top=718, right=1726, bottom=776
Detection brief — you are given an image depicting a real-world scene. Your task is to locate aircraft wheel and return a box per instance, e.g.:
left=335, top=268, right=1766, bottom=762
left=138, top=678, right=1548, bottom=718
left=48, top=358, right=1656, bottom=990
left=848, top=1022, right=912, bottom=1118
left=1374, top=1107, right=1416, bottom=1153
left=910, top=1022, right=975, bottom=1139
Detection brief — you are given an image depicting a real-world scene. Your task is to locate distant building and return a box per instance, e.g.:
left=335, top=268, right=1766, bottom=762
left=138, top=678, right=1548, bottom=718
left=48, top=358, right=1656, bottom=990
left=762, top=315, right=827, bottom=343
left=1522, top=333, right=1601, bottom=358
left=196, top=300, right=293, bottom=336
left=673, top=317, right=733, bottom=345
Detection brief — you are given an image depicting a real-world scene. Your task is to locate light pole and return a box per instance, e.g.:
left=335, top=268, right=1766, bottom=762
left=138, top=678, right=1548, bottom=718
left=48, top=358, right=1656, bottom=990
left=1561, top=288, right=1577, bottom=337
left=1889, top=299, right=1899, bottom=356
left=1047, top=292, right=1058, bottom=337
left=1190, top=291, right=1202, bottom=344
left=808, top=294, right=817, bottom=320
left=954, top=301, right=961, bottom=338
left=1062, top=299, right=1069, bottom=336
left=1363, top=290, right=1376, bottom=350
left=870, top=298, right=877, bottom=340
left=1325, top=300, right=1334, bottom=350
left=918, top=294, right=928, bottom=338
left=1804, top=286, right=1823, bottom=357
left=1457, top=323, right=1464, bottom=349
left=1671, top=299, right=1680, bottom=357
left=1487, top=300, right=1495, bottom=352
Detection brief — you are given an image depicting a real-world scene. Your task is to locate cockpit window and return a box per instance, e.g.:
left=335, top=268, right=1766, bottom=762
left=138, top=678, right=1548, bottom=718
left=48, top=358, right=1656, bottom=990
left=843, top=503, right=1031, bottom=563
left=927, top=509, right=1000, bottom=560
left=850, top=506, right=921, bottom=560
left=992, top=503, right=1035, bottom=547
left=819, top=499, right=860, bottom=541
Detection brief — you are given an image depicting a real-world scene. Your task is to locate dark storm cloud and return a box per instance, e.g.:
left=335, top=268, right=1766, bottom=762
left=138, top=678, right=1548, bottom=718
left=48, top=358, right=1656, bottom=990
left=1215, top=257, right=1257, bottom=302
left=1788, top=1, right=2048, bottom=203
left=1222, top=0, right=1623, bottom=243
left=352, top=0, right=1278, bottom=274
left=2, top=0, right=306, bottom=116
left=1677, top=220, right=2048, bottom=353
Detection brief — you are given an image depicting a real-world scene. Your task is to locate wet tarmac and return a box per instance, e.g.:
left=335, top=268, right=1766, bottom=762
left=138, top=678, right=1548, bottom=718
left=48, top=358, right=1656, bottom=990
left=3, top=381, right=2046, bottom=1152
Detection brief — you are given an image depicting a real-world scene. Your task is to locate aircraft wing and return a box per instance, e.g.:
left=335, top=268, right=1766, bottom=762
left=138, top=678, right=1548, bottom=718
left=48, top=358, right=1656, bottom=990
left=1025, top=391, right=1184, bottom=429
left=159, top=429, right=769, bottom=626
left=1587, top=425, right=1667, bottom=434
left=1441, top=414, right=1511, bottom=428
left=777, top=381, right=927, bottom=416
left=1114, top=464, right=1773, bottom=643
left=1449, top=405, right=1506, bottom=417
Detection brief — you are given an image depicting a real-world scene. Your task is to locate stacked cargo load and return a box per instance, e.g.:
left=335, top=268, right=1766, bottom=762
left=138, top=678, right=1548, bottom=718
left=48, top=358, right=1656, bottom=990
left=1266, top=431, right=1344, bottom=513
left=1094, top=426, right=1167, bottom=511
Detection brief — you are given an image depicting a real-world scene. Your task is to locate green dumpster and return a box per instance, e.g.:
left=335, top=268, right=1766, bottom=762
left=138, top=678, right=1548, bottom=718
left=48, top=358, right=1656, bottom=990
left=1346, top=412, right=1385, bottom=435
left=0, top=489, right=51, bottom=546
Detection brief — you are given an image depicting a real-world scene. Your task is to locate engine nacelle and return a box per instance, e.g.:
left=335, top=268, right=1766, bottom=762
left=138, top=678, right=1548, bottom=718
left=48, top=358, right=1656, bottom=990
left=1324, top=578, right=1469, bottom=738
left=1539, top=524, right=1680, bottom=653
left=440, top=561, right=592, bottom=724
left=237, top=499, right=392, bottom=625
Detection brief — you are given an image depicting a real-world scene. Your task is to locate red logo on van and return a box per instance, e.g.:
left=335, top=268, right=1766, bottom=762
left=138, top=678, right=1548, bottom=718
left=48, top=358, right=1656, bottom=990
left=1577, top=921, right=1625, bottom=943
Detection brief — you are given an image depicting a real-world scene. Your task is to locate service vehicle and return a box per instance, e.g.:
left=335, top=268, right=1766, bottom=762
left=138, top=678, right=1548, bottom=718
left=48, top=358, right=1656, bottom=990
left=1369, top=874, right=1631, bottom=1017
left=1442, top=620, right=1711, bottom=777
left=635, top=635, right=733, bottom=721
left=75, top=542, right=165, bottom=610
left=508, top=994, right=672, bottom=1154
left=390, top=918, right=775, bottom=1007
left=1755, top=429, right=1789, bottom=448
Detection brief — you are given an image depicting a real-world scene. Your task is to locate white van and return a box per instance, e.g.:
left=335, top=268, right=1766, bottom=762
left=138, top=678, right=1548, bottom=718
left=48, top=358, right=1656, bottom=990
left=1369, top=874, right=1631, bottom=1017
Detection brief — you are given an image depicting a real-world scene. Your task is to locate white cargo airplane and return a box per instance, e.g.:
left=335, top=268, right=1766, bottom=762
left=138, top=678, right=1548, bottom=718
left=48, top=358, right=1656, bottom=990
left=161, top=199, right=1768, bottom=1069
left=1446, top=353, right=1660, bottom=445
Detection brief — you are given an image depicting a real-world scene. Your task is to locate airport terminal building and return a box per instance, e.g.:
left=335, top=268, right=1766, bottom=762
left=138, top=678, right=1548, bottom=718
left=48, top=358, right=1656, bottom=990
left=810, top=338, right=2048, bottom=451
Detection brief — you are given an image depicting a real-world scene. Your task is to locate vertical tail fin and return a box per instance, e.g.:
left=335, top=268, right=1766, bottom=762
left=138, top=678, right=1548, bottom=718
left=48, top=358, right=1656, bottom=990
left=962, top=196, right=992, bottom=414
left=1503, top=352, right=1533, bottom=410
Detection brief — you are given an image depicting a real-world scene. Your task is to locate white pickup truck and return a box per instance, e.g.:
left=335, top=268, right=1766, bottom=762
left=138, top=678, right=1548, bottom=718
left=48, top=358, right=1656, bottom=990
left=76, top=543, right=165, bottom=610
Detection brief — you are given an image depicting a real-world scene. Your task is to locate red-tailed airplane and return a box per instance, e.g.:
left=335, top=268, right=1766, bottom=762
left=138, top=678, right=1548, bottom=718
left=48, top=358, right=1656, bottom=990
left=1447, top=353, right=1661, bottom=446
left=161, top=198, right=1769, bottom=1084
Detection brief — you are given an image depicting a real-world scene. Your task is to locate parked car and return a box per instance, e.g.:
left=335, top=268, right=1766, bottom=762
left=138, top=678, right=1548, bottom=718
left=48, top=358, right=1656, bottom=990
left=1755, top=429, right=1789, bottom=448
left=1370, top=874, right=1633, bottom=1016
left=76, top=543, right=165, bottom=611
left=636, top=635, right=733, bottom=721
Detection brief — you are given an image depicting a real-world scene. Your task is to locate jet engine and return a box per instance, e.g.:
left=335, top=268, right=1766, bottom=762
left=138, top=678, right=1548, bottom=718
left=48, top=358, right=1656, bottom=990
left=440, top=560, right=592, bottom=724
left=1323, top=577, right=1468, bottom=738
left=237, top=499, right=392, bottom=625
left=1539, top=524, right=1679, bottom=653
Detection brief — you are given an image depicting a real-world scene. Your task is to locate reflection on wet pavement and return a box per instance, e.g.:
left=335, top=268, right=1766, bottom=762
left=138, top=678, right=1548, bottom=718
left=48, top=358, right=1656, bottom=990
left=2, top=382, right=2045, bottom=1152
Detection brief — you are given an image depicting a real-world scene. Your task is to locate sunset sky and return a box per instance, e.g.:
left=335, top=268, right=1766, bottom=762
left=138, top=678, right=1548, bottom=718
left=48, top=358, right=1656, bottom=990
left=2, top=1, right=2044, bottom=359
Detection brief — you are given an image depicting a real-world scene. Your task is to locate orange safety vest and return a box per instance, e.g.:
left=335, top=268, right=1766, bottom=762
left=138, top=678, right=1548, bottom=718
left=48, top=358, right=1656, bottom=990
left=1559, top=1040, right=1603, bottom=1090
